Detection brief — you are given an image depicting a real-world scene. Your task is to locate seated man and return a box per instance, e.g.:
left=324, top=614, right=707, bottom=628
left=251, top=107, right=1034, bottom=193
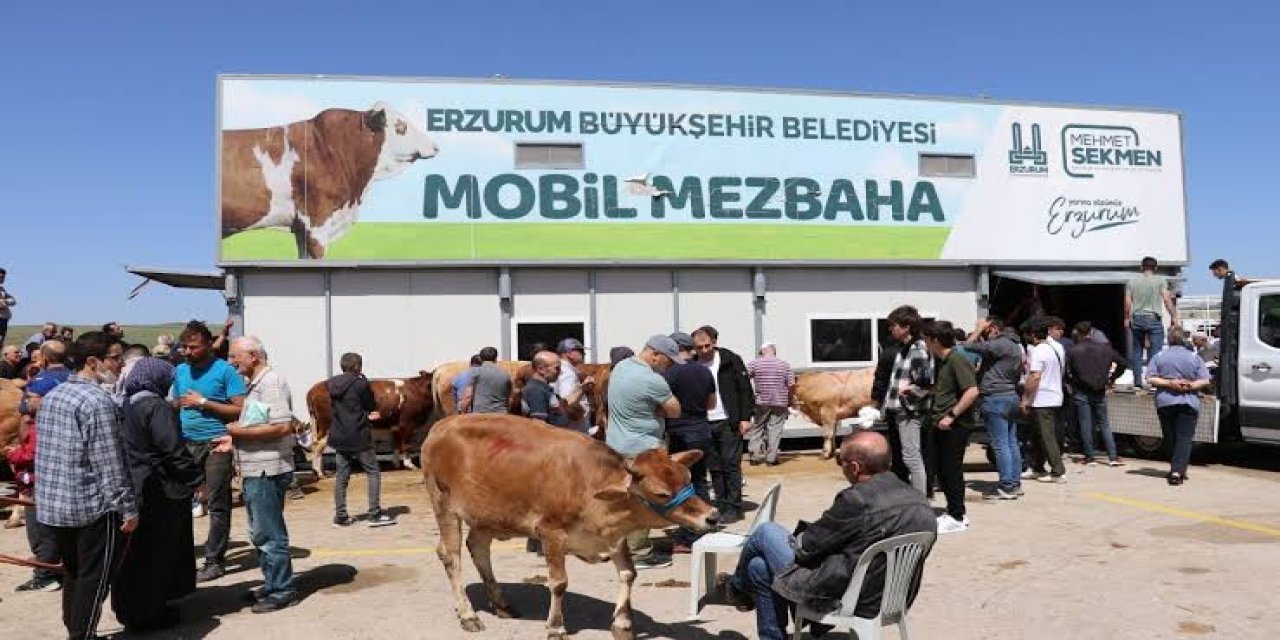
left=718, top=431, right=935, bottom=640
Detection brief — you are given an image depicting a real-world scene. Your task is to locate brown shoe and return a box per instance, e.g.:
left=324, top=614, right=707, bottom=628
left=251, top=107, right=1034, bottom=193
left=715, top=572, right=754, bottom=612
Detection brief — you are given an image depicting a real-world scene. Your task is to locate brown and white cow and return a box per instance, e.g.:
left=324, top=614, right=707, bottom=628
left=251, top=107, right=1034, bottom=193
left=792, top=368, right=876, bottom=458
left=423, top=414, right=717, bottom=639
left=221, top=102, right=438, bottom=258
left=304, top=371, right=434, bottom=473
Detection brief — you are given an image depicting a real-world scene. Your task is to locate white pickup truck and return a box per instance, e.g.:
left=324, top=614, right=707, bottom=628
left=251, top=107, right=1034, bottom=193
left=1111, top=276, right=1280, bottom=453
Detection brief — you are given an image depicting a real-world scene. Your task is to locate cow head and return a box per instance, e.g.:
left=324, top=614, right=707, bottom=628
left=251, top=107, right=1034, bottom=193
left=596, top=448, right=719, bottom=531
left=366, top=101, right=439, bottom=181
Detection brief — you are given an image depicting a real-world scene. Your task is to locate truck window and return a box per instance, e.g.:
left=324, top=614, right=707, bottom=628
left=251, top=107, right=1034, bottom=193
left=1259, top=294, right=1280, bottom=349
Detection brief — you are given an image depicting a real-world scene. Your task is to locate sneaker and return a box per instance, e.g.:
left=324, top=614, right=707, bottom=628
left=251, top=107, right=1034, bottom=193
left=333, top=515, right=356, bottom=528
left=241, top=587, right=268, bottom=604
left=251, top=592, right=299, bottom=614
left=633, top=553, right=673, bottom=570
left=1037, top=474, right=1067, bottom=484
left=937, top=514, right=969, bottom=535
left=719, top=510, right=745, bottom=525
left=196, top=562, right=225, bottom=583
left=367, top=511, right=397, bottom=528
left=1108, top=458, right=1126, bottom=467
left=1013, top=484, right=1026, bottom=497
left=287, top=486, right=305, bottom=501
left=996, top=486, right=1019, bottom=500
left=1167, top=473, right=1185, bottom=486
left=1083, top=457, right=1099, bottom=467
left=15, top=576, right=61, bottom=592
left=1019, top=470, right=1038, bottom=480
left=192, top=502, right=207, bottom=518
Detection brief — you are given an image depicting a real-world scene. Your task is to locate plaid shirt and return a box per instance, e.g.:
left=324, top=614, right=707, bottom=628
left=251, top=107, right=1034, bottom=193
left=883, top=339, right=934, bottom=415
left=34, top=375, right=138, bottom=527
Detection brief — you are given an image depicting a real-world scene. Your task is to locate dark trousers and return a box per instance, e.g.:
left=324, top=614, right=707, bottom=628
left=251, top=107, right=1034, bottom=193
left=0, top=317, right=8, bottom=346
left=707, top=419, right=743, bottom=513
left=668, top=427, right=712, bottom=544
left=26, top=504, right=62, bottom=581
left=1073, top=389, right=1118, bottom=460
left=1158, top=404, right=1198, bottom=475
left=333, top=448, right=382, bottom=518
left=52, top=513, right=125, bottom=640
left=1030, top=407, right=1066, bottom=477
left=934, top=424, right=969, bottom=520
left=186, top=440, right=233, bottom=565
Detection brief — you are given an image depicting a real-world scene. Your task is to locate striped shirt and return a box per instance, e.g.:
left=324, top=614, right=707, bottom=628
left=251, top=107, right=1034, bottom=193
left=34, top=375, right=138, bottom=527
left=747, top=356, right=795, bottom=408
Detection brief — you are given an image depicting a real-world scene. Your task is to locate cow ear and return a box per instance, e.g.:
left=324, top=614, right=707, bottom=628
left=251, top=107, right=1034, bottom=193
left=593, top=473, right=632, bottom=501
left=365, top=104, right=388, bottom=132
left=670, top=449, right=704, bottom=468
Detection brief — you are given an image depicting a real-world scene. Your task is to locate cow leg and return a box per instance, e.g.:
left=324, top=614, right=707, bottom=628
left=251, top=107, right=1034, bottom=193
left=608, top=539, right=637, bottom=640
left=289, top=216, right=309, bottom=259
left=465, top=528, right=517, bottom=619
left=542, top=533, right=571, bottom=640
left=312, top=435, right=329, bottom=478
left=429, top=484, right=484, bottom=632
left=397, top=427, right=418, bottom=470
left=819, top=406, right=838, bottom=459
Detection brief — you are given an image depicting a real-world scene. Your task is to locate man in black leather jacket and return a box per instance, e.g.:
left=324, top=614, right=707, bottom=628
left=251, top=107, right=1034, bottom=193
left=718, top=431, right=935, bottom=639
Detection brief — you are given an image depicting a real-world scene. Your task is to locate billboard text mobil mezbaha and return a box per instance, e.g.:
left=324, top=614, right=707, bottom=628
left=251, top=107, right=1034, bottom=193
left=218, top=77, right=1186, bottom=264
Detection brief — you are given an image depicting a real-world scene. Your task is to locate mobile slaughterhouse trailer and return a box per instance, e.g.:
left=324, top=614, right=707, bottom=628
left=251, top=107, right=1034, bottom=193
left=129, top=76, right=1188, bottom=424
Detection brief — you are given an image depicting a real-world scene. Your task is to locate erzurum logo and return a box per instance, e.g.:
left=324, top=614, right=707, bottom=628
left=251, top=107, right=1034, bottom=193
left=1046, top=196, right=1141, bottom=238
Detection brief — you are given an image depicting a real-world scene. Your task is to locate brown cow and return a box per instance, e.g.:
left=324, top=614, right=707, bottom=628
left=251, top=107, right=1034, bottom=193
left=792, top=368, right=877, bottom=458
left=0, top=378, right=23, bottom=454
left=430, top=360, right=527, bottom=418
left=304, top=371, right=433, bottom=474
left=221, top=102, right=438, bottom=259
left=423, top=414, right=717, bottom=639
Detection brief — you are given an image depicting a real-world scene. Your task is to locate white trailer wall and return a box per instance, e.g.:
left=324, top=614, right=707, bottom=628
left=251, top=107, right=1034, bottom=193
left=510, top=269, right=592, bottom=355
left=764, top=267, right=977, bottom=369
left=677, top=269, right=756, bottom=358
left=408, top=270, right=500, bottom=369
left=240, top=271, right=327, bottom=423
left=595, top=270, right=676, bottom=360
left=330, top=271, right=414, bottom=378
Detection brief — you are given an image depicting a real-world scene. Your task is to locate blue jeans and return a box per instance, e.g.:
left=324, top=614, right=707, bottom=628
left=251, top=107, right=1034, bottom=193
left=243, top=472, right=296, bottom=598
left=731, top=522, right=795, bottom=640
left=1073, top=390, right=1117, bottom=460
left=1130, top=313, right=1165, bottom=387
left=1157, top=404, right=1198, bottom=475
left=981, top=394, right=1022, bottom=489
left=667, top=428, right=712, bottom=545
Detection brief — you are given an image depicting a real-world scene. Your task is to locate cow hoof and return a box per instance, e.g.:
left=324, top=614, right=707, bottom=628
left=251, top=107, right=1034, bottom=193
left=610, top=624, right=634, bottom=640
left=460, top=616, right=485, bottom=632
left=547, top=628, right=569, bottom=640
left=494, top=604, right=519, bottom=619
left=402, top=459, right=419, bottom=470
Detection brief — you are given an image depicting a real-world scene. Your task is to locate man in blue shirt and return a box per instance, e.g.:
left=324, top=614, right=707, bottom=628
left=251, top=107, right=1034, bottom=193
left=171, top=321, right=247, bottom=582
left=1146, top=328, right=1211, bottom=486
left=451, top=354, right=482, bottom=414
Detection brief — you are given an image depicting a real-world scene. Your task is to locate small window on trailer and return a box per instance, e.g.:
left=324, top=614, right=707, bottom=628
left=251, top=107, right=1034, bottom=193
left=515, top=142, right=585, bottom=169
left=919, top=153, right=976, bottom=178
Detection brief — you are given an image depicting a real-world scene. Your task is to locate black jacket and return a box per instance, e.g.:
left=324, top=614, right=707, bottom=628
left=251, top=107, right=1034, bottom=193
left=711, top=347, right=755, bottom=424
left=871, top=340, right=910, bottom=405
left=120, top=394, right=205, bottom=507
left=1066, top=340, right=1128, bottom=393
left=328, top=372, right=376, bottom=453
left=772, top=472, right=936, bottom=617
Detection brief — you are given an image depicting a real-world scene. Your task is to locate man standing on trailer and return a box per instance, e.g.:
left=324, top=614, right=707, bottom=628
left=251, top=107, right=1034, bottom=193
left=1125, top=256, right=1179, bottom=389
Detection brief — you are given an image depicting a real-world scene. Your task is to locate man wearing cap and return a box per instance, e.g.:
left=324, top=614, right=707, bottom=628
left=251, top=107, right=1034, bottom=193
left=662, top=332, right=717, bottom=553
left=607, top=335, right=683, bottom=569
left=747, top=342, right=795, bottom=466
left=556, top=338, right=594, bottom=434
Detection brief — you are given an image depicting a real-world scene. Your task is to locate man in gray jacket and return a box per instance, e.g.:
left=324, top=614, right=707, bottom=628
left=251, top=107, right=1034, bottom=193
left=718, top=432, right=935, bottom=640
left=461, top=347, right=512, bottom=414
left=967, top=317, right=1026, bottom=500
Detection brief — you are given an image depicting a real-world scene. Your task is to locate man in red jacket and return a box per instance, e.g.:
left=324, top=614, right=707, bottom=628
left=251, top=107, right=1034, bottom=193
left=5, top=417, right=63, bottom=592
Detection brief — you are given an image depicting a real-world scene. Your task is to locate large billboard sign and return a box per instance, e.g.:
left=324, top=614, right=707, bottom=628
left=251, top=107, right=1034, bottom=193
left=218, top=76, right=1187, bottom=264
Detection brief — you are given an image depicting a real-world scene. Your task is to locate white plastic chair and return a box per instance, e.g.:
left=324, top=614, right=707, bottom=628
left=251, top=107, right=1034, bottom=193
left=687, top=482, right=782, bottom=619
left=791, top=531, right=936, bottom=640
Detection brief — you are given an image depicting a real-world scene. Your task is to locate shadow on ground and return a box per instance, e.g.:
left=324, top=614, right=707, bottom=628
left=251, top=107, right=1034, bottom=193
left=463, top=582, right=749, bottom=639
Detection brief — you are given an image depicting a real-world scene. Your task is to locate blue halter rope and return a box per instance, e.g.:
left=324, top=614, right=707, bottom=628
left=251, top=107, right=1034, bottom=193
left=645, top=484, right=697, bottom=516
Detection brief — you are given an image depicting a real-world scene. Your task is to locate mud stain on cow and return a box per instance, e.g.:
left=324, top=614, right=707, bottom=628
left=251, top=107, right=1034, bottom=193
left=325, top=565, right=420, bottom=594
left=994, top=560, right=1028, bottom=572
left=1177, top=620, right=1216, bottom=635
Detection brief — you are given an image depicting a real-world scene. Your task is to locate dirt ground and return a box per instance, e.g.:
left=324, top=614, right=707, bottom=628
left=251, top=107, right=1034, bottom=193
left=3, top=443, right=1280, bottom=639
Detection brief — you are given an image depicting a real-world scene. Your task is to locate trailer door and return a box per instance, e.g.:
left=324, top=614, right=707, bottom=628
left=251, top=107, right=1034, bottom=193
left=1237, top=282, right=1280, bottom=443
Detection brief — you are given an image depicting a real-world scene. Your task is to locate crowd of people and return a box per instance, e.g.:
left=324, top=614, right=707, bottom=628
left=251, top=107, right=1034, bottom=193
left=0, top=254, right=1231, bottom=639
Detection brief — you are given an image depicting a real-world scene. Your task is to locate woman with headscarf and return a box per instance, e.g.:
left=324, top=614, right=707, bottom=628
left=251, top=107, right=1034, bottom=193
left=111, top=357, right=205, bottom=632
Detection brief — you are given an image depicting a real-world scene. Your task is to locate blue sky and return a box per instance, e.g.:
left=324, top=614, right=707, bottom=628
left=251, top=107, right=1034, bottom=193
left=2, top=1, right=1274, bottom=324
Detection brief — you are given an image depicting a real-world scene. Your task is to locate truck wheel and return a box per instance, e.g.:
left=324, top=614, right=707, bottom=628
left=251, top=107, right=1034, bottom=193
left=1129, top=435, right=1166, bottom=459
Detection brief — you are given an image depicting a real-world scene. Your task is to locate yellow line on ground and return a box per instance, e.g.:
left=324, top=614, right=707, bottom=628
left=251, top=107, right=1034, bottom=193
left=309, top=540, right=527, bottom=559
left=1086, top=492, right=1280, bottom=539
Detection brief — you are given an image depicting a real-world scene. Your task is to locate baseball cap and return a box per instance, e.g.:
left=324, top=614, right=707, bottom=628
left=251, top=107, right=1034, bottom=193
left=644, top=334, right=684, bottom=363
left=668, top=332, right=694, bottom=350
left=557, top=338, right=587, bottom=354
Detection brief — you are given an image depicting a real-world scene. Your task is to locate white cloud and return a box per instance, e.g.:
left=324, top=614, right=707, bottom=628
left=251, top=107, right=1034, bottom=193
left=221, top=82, right=322, bottom=130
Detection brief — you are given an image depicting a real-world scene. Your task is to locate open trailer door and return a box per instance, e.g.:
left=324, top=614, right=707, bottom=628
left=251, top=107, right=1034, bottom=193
left=989, top=270, right=1137, bottom=346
